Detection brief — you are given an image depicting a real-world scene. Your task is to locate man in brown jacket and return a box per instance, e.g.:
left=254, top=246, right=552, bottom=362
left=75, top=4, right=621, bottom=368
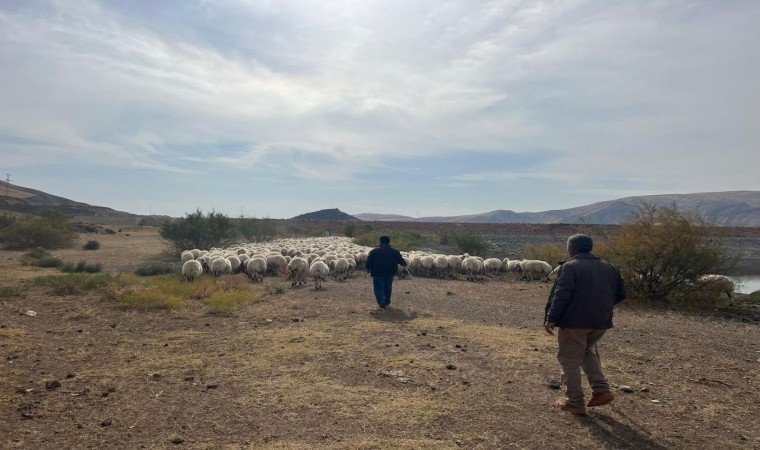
left=544, top=234, right=626, bottom=415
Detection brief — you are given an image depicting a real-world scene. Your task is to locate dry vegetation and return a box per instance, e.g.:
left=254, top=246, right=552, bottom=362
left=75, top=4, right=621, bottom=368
left=1, top=228, right=759, bottom=449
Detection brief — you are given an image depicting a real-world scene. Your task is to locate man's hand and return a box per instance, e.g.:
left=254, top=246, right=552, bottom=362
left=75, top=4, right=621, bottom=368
left=544, top=322, right=555, bottom=335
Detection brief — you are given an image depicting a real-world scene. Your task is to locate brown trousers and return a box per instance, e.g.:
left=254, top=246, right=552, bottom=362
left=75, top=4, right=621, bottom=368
left=557, top=328, right=610, bottom=407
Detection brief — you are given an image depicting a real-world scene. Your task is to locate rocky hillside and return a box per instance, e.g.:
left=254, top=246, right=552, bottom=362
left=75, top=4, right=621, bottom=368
left=290, top=208, right=359, bottom=221
left=0, top=181, right=146, bottom=226
left=355, top=191, right=760, bottom=227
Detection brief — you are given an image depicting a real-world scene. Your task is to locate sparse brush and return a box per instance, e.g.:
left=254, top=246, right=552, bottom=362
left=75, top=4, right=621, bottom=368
left=26, top=247, right=51, bottom=259
left=36, top=256, right=64, bottom=268
left=60, top=261, right=102, bottom=273
left=82, top=240, right=101, bottom=250
left=134, top=262, right=176, bottom=276
left=220, top=273, right=250, bottom=291
left=271, top=285, right=287, bottom=295
left=32, top=273, right=117, bottom=296
left=204, top=290, right=256, bottom=315
left=0, top=286, right=21, bottom=298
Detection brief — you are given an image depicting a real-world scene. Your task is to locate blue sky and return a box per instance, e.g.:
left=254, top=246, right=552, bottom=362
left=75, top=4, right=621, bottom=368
left=1, top=1, right=758, bottom=218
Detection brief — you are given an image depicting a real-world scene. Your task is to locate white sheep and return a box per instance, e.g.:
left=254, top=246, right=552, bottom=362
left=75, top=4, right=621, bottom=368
left=330, top=258, right=350, bottom=281
left=483, top=258, right=503, bottom=277
left=309, top=260, right=330, bottom=290
left=245, top=257, right=267, bottom=281
left=696, top=274, right=735, bottom=303
left=504, top=258, right=522, bottom=279
left=209, top=257, right=230, bottom=277
left=463, top=257, right=484, bottom=282
left=446, top=255, right=463, bottom=279
left=421, top=255, right=435, bottom=277
left=431, top=255, right=449, bottom=278
left=518, top=260, right=552, bottom=282
left=265, top=254, right=288, bottom=275
left=181, top=260, right=203, bottom=282
left=227, top=255, right=242, bottom=273
left=287, top=257, right=309, bottom=287
left=409, top=256, right=423, bottom=276
left=180, top=251, right=195, bottom=263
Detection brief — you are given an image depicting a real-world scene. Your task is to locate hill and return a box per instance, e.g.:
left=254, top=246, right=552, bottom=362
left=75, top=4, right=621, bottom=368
left=355, top=191, right=760, bottom=226
left=0, top=180, right=145, bottom=226
left=290, top=208, right=359, bottom=221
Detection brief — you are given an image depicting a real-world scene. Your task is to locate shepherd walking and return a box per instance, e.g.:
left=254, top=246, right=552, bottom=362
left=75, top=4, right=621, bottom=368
left=544, top=234, right=626, bottom=415
left=365, top=235, right=407, bottom=309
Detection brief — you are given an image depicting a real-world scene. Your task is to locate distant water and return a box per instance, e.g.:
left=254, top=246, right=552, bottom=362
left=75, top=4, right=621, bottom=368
left=732, top=276, right=760, bottom=294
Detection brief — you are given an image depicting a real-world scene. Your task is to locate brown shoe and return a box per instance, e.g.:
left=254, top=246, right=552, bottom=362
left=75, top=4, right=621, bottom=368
left=555, top=399, right=587, bottom=415
left=586, top=391, right=614, bottom=407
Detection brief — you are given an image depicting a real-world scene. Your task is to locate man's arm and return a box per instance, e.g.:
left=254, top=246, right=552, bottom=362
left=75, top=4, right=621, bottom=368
left=396, top=250, right=407, bottom=266
left=365, top=251, right=374, bottom=273
left=546, top=265, right=575, bottom=325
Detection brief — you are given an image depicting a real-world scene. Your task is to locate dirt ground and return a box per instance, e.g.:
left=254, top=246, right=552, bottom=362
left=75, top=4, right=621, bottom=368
left=1, top=231, right=759, bottom=449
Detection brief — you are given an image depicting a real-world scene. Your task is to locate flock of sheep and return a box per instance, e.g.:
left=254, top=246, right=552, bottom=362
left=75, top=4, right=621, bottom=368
left=178, top=236, right=736, bottom=301
left=178, top=236, right=556, bottom=289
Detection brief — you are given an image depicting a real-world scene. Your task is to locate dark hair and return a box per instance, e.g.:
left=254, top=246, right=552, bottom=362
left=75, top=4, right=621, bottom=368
left=567, top=234, right=593, bottom=253
left=379, top=235, right=390, bottom=245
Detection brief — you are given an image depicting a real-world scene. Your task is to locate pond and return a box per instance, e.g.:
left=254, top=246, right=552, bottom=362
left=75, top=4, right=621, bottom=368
left=732, top=275, right=760, bottom=294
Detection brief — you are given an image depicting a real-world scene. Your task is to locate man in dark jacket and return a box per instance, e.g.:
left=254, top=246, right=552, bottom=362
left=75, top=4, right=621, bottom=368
left=365, top=235, right=407, bottom=309
left=544, top=234, right=626, bottom=415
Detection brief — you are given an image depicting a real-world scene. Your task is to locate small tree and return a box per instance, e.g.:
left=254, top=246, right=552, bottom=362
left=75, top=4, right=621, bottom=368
left=601, top=204, right=736, bottom=303
left=160, top=209, right=237, bottom=254
left=442, top=231, right=490, bottom=256
left=0, top=208, right=77, bottom=250
left=237, top=217, right=277, bottom=242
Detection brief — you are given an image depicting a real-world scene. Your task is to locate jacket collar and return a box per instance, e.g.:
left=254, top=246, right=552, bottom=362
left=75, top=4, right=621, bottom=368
left=570, top=253, right=599, bottom=261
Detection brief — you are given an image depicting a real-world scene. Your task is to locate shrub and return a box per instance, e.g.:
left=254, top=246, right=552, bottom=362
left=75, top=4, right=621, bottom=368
left=0, top=286, right=22, bottom=298
left=342, top=222, right=358, bottom=238
left=237, top=217, right=278, bottom=242
left=204, top=290, right=255, bottom=315
left=82, top=240, right=101, bottom=250
left=160, top=209, right=237, bottom=255
left=352, top=231, right=435, bottom=252
left=0, top=213, right=16, bottom=229
left=1, top=209, right=77, bottom=250
left=441, top=232, right=490, bottom=256
left=26, top=247, right=50, bottom=259
left=32, top=273, right=116, bottom=296
left=36, top=256, right=64, bottom=268
left=60, top=261, right=102, bottom=273
left=134, top=262, right=176, bottom=277
left=601, top=204, right=736, bottom=304
left=523, top=243, right=567, bottom=267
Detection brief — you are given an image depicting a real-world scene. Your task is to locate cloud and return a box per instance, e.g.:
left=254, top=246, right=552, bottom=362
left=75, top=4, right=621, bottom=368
left=0, top=1, right=758, bottom=217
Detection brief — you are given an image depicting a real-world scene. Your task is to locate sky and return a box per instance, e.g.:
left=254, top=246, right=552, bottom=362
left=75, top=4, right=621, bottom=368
left=1, top=0, right=758, bottom=219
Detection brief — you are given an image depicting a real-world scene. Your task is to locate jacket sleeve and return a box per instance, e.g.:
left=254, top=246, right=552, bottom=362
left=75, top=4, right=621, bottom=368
left=546, top=265, right=575, bottom=324
left=396, top=250, right=407, bottom=266
left=365, top=251, right=374, bottom=272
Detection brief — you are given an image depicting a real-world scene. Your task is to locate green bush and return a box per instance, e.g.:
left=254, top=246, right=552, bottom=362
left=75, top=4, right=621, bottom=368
left=342, top=222, right=358, bottom=238
left=600, top=204, right=736, bottom=304
left=441, top=232, right=490, bottom=256
left=0, top=286, right=22, bottom=298
left=36, top=256, right=64, bottom=268
left=160, top=209, right=237, bottom=255
left=82, top=240, right=101, bottom=250
left=0, top=213, right=17, bottom=229
left=134, top=262, right=176, bottom=277
left=26, top=247, right=51, bottom=259
left=352, top=231, right=436, bottom=252
left=60, top=261, right=102, bottom=273
left=236, top=217, right=278, bottom=242
left=0, top=209, right=77, bottom=250
left=32, top=273, right=116, bottom=296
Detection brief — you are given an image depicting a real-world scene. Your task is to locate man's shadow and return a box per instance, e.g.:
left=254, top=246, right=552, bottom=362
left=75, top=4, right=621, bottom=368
left=579, top=409, right=669, bottom=450
left=369, top=307, right=418, bottom=322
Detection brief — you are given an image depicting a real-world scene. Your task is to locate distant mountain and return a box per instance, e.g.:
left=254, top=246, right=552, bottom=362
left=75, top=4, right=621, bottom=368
left=0, top=180, right=146, bottom=226
left=355, top=191, right=760, bottom=227
left=291, top=208, right=359, bottom=221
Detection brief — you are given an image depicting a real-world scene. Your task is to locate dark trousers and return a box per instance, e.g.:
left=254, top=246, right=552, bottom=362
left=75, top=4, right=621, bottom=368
left=372, top=275, right=395, bottom=307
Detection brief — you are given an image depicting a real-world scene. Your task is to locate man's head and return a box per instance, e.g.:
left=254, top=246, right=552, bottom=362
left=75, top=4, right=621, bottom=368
left=379, top=235, right=391, bottom=245
left=567, top=234, right=593, bottom=256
